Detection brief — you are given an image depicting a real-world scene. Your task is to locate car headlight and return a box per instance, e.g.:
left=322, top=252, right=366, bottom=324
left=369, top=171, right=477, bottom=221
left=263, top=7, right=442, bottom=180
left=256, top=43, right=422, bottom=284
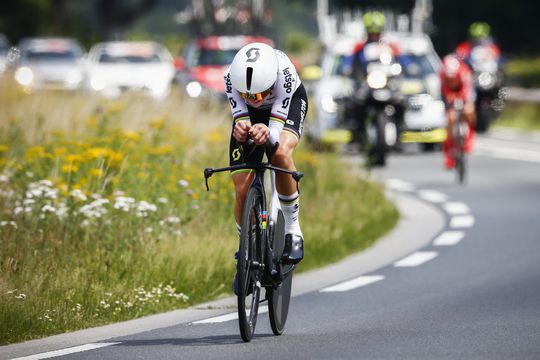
left=90, top=76, right=106, bottom=91
left=186, top=81, right=202, bottom=97
left=366, top=70, right=387, bottom=89
left=15, top=66, right=34, bottom=86
left=66, top=70, right=82, bottom=85
left=320, top=94, right=338, bottom=113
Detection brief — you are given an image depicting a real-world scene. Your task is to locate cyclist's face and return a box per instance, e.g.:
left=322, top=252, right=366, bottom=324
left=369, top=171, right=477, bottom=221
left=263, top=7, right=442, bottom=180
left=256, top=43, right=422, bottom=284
left=246, top=97, right=264, bottom=107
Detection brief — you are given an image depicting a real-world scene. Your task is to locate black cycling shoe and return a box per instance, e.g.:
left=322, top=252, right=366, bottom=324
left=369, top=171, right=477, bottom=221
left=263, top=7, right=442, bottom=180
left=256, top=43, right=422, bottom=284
left=281, top=234, right=304, bottom=264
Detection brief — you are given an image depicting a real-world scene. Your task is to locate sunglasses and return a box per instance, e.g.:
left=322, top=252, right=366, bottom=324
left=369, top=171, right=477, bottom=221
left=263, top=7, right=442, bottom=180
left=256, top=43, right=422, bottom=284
left=239, top=86, right=274, bottom=101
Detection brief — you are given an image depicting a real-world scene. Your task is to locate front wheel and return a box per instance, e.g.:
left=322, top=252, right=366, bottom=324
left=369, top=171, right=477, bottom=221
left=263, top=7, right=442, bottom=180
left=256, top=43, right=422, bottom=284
left=237, top=186, right=264, bottom=342
left=367, top=112, right=388, bottom=167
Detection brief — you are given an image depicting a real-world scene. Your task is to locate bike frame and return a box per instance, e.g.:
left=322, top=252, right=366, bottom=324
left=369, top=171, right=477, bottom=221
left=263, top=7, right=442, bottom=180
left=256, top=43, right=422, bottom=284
left=204, top=152, right=303, bottom=285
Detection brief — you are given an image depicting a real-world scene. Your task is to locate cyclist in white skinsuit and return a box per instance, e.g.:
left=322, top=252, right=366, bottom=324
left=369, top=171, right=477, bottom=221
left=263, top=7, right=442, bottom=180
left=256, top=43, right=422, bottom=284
left=224, top=43, right=308, bottom=294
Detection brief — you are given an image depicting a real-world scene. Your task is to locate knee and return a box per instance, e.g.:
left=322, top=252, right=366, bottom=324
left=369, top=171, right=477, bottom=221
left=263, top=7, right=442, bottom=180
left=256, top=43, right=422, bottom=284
left=272, top=139, right=295, bottom=167
left=232, top=174, right=252, bottom=200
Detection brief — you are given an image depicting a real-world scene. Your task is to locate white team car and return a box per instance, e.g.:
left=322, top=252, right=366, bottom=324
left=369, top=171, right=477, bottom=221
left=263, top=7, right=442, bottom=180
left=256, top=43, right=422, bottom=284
left=384, top=32, right=447, bottom=149
left=86, top=41, right=174, bottom=100
left=13, top=37, right=85, bottom=91
left=308, top=38, right=356, bottom=145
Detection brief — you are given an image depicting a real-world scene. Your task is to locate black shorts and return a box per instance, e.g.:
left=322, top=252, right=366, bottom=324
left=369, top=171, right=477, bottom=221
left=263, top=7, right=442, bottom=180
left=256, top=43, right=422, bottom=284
left=229, top=83, right=308, bottom=170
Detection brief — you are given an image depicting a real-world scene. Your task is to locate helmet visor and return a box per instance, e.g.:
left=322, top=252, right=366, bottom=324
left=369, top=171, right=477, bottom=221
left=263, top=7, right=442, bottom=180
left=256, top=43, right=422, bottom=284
left=239, top=85, right=274, bottom=101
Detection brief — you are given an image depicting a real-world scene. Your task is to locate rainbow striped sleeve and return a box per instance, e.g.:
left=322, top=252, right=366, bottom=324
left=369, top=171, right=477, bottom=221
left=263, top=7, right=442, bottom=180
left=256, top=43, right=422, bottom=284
left=233, top=113, right=250, bottom=123
left=269, top=113, right=286, bottom=125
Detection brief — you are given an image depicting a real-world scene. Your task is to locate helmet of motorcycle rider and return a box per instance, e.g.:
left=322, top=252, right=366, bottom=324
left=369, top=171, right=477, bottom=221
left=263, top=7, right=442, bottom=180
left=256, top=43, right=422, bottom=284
left=469, top=22, right=491, bottom=41
left=363, top=11, right=386, bottom=35
left=229, top=42, right=278, bottom=101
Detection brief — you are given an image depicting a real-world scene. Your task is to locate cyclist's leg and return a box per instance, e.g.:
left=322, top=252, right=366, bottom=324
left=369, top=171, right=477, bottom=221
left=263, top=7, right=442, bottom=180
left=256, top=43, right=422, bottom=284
left=444, top=108, right=457, bottom=169
left=464, top=102, right=476, bottom=152
left=232, top=172, right=254, bottom=226
left=229, top=131, right=263, bottom=294
left=272, top=84, right=307, bottom=263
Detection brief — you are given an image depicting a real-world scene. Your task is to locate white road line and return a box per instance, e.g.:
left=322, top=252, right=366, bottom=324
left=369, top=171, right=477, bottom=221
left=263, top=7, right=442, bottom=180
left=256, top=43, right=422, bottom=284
left=10, top=342, right=120, bottom=360
left=385, top=179, right=415, bottom=192
left=394, top=251, right=438, bottom=267
left=443, top=202, right=470, bottom=215
left=417, top=189, right=448, bottom=203
left=450, top=215, right=475, bottom=228
left=475, top=145, right=540, bottom=163
left=433, top=231, right=465, bottom=246
left=192, top=306, right=268, bottom=324
left=319, top=275, right=385, bottom=293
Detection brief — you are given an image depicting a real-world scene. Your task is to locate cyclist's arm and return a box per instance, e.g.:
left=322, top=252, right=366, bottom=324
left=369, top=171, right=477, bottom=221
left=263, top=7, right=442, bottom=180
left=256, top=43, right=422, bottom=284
left=269, top=50, right=301, bottom=143
left=224, top=70, right=250, bottom=124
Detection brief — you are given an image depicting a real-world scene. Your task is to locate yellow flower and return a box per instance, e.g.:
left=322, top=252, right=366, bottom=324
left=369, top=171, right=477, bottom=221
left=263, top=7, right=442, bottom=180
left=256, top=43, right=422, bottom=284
left=54, top=147, right=67, bottom=157
left=150, top=118, right=166, bottom=130
left=124, top=131, right=141, bottom=142
left=90, top=168, right=104, bottom=178
left=138, top=172, right=147, bottom=180
left=0, top=145, right=9, bottom=153
left=26, top=146, right=52, bottom=163
left=148, top=144, right=173, bottom=156
left=65, top=154, right=85, bottom=164
left=62, top=164, right=79, bottom=173
left=107, top=101, right=126, bottom=114
left=107, top=151, right=124, bottom=167
left=85, top=147, right=107, bottom=160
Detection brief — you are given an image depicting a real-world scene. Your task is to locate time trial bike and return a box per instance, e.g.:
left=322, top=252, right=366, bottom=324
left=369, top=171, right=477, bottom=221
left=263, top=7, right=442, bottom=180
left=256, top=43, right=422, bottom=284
left=204, top=140, right=304, bottom=342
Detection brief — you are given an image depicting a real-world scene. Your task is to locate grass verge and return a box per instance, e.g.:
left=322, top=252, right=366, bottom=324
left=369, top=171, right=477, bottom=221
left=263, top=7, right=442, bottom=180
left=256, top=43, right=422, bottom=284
left=505, top=56, right=540, bottom=88
left=0, top=81, right=398, bottom=345
left=494, top=101, right=540, bottom=132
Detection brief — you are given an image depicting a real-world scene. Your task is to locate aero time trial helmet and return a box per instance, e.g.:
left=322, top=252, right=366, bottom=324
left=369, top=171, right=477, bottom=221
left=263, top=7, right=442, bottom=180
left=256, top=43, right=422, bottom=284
left=229, top=42, right=278, bottom=101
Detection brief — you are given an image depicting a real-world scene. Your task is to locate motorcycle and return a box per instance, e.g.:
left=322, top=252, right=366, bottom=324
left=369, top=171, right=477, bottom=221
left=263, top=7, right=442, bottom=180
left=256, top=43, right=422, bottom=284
left=469, top=45, right=505, bottom=133
left=339, top=43, right=404, bottom=167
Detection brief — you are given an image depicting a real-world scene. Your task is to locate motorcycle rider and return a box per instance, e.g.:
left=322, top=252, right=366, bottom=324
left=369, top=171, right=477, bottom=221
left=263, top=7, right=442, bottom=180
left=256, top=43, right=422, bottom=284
left=440, top=54, right=476, bottom=169
left=342, top=11, right=402, bottom=79
left=456, top=22, right=502, bottom=69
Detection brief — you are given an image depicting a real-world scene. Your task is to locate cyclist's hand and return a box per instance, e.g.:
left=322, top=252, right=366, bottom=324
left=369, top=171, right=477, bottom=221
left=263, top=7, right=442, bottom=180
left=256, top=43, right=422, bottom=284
left=233, top=121, right=252, bottom=143
left=249, top=124, right=270, bottom=145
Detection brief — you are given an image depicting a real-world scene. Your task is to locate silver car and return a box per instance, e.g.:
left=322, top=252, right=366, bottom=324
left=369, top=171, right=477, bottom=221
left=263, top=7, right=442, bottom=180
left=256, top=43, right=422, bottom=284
left=13, top=37, right=85, bottom=90
left=86, top=41, right=174, bottom=100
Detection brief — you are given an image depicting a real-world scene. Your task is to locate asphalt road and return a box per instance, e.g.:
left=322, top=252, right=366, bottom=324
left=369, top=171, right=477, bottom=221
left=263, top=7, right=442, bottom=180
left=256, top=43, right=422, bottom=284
left=5, top=129, right=540, bottom=359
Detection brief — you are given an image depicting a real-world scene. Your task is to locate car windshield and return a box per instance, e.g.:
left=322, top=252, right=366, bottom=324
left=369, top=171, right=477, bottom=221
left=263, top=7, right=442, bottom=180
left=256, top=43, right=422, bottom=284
left=192, top=49, right=237, bottom=67
left=330, top=54, right=346, bottom=76
left=26, top=49, right=80, bottom=61
left=401, top=54, right=436, bottom=79
left=98, top=52, right=161, bottom=63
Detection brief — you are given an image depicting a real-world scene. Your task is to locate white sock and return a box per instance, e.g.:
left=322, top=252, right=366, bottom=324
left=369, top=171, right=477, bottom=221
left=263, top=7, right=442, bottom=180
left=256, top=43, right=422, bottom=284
left=278, top=191, right=302, bottom=237
left=236, top=223, right=241, bottom=237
